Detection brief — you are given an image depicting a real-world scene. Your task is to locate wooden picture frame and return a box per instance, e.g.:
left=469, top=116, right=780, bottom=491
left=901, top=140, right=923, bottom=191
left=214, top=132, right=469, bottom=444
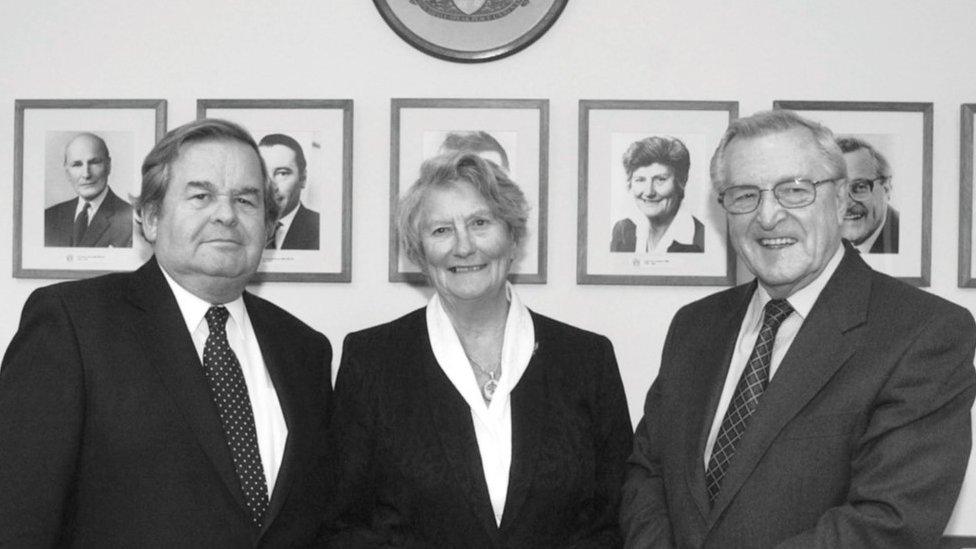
left=389, top=98, right=548, bottom=284
left=198, top=99, right=353, bottom=283
left=577, top=100, right=737, bottom=286
left=13, top=98, right=167, bottom=279
left=959, top=103, right=976, bottom=287
left=775, top=100, right=933, bottom=286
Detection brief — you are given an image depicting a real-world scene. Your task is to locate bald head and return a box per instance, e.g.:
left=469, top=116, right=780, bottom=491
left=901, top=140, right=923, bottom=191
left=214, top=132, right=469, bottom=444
left=63, top=133, right=111, bottom=200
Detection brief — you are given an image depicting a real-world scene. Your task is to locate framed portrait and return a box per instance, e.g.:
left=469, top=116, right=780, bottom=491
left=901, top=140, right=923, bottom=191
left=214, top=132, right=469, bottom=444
left=577, top=100, right=737, bottom=286
left=373, top=0, right=567, bottom=63
left=775, top=100, right=933, bottom=286
left=13, top=99, right=167, bottom=279
left=198, top=99, right=353, bottom=283
left=390, top=98, right=548, bottom=284
left=959, top=104, right=976, bottom=287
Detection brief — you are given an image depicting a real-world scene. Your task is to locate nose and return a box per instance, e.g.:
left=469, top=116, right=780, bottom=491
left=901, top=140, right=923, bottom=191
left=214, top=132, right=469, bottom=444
left=453, top=226, right=474, bottom=257
left=755, top=190, right=786, bottom=229
left=210, top=195, right=239, bottom=225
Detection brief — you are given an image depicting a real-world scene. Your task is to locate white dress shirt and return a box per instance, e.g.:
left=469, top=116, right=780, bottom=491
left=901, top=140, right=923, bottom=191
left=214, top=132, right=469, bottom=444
left=159, top=267, right=288, bottom=492
left=703, top=244, right=844, bottom=466
left=73, top=185, right=108, bottom=224
left=426, top=283, right=536, bottom=526
left=631, top=211, right=699, bottom=254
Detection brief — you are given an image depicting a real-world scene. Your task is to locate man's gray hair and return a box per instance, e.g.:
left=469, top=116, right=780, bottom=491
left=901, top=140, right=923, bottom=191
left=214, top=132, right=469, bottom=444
left=710, top=110, right=847, bottom=190
left=132, top=118, right=277, bottom=240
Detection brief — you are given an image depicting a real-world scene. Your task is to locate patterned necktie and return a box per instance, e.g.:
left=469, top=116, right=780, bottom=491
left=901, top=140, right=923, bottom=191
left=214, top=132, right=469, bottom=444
left=72, top=202, right=90, bottom=246
left=705, top=298, right=794, bottom=505
left=202, top=306, right=269, bottom=526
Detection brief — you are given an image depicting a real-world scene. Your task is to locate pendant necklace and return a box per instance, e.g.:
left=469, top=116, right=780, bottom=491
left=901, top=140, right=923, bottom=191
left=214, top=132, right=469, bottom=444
left=467, top=355, right=500, bottom=402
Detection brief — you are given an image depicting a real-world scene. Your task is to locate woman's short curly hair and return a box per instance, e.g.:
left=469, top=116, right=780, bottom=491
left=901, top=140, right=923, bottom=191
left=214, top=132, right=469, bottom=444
left=397, top=151, right=529, bottom=269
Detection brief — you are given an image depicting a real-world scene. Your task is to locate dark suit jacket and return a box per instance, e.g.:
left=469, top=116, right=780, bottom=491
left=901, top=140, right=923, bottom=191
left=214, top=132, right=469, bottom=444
left=281, top=204, right=320, bottom=250
left=44, top=188, right=133, bottom=247
left=610, top=216, right=704, bottom=253
left=322, top=308, right=632, bottom=548
left=620, top=244, right=976, bottom=548
left=0, top=258, right=333, bottom=547
left=867, top=205, right=899, bottom=254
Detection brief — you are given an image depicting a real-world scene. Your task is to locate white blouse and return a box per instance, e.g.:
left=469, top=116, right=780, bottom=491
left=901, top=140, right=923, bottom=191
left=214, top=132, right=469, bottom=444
left=425, top=284, right=536, bottom=526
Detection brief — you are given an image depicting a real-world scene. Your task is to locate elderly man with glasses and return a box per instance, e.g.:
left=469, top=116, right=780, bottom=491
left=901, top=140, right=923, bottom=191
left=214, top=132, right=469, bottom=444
left=621, top=109, right=975, bottom=548
left=837, top=136, right=898, bottom=253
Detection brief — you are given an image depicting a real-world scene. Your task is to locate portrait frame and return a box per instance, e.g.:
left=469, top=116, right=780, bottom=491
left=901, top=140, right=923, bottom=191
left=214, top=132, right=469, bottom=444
left=197, top=99, right=353, bottom=283
left=373, top=0, right=567, bottom=63
left=577, top=100, right=737, bottom=286
left=774, top=100, right=933, bottom=286
left=13, top=98, right=167, bottom=279
left=389, top=98, right=549, bottom=284
left=959, top=104, right=976, bottom=287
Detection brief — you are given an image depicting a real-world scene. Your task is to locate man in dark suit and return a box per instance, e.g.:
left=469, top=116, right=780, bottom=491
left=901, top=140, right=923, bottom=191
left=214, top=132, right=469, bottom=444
left=621, top=110, right=975, bottom=548
left=44, top=132, right=134, bottom=247
left=837, top=136, right=898, bottom=253
left=0, top=119, right=332, bottom=547
left=259, top=133, right=320, bottom=250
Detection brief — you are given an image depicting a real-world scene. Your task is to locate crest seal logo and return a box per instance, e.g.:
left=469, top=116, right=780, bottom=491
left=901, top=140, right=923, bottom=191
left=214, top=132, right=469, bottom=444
left=409, top=0, right=529, bottom=22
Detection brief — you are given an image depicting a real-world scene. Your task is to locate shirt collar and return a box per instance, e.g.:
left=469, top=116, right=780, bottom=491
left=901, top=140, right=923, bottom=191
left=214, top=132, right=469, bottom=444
left=754, top=242, right=845, bottom=320
left=157, top=262, right=246, bottom=336
left=629, top=211, right=698, bottom=253
left=426, top=282, right=535, bottom=418
left=75, top=186, right=109, bottom=218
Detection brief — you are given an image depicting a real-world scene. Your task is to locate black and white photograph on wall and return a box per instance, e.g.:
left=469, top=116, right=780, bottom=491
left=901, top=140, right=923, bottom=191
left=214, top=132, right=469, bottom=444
left=775, top=101, right=932, bottom=286
left=578, top=100, right=736, bottom=285
left=14, top=99, right=166, bottom=279
left=198, top=99, right=353, bottom=282
left=390, top=98, right=548, bottom=283
left=958, top=104, right=976, bottom=287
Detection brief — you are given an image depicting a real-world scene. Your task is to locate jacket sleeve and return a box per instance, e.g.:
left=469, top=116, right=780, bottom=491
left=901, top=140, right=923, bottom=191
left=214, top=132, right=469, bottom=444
left=319, top=332, right=393, bottom=548
left=568, top=336, right=633, bottom=548
left=620, top=318, right=679, bottom=548
left=776, top=306, right=976, bottom=549
left=0, top=288, right=85, bottom=546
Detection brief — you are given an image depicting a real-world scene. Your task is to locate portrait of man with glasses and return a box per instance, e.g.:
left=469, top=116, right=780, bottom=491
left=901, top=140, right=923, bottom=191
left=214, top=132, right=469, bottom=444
left=836, top=136, right=897, bottom=253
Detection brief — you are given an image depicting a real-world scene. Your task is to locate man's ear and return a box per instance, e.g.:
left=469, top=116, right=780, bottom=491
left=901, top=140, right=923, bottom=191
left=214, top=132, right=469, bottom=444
left=140, top=206, right=158, bottom=243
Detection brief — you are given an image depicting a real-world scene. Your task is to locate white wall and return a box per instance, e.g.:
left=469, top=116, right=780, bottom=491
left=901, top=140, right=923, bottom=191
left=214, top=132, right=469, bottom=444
left=1, top=0, right=974, bottom=537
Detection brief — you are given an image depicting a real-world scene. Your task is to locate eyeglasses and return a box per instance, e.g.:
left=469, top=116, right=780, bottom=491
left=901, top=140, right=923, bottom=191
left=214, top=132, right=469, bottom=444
left=848, top=176, right=889, bottom=200
left=718, top=178, right=838, bottom=214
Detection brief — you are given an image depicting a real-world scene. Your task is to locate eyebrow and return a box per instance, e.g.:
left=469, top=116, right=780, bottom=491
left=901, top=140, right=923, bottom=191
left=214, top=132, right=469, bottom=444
left=424, top=207, right=494, bottom=225
left=184, top=181, right=261, bottom=197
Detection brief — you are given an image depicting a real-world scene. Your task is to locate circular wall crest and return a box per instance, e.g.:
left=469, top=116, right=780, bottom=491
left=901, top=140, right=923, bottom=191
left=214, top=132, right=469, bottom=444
left=373, top=0, right=568, bottom=62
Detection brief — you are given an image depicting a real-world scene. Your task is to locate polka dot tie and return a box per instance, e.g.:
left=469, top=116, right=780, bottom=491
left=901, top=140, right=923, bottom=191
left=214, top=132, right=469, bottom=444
left=705, top=298, right=794, bottom=506
left=202, top=306, right=269, bottom=527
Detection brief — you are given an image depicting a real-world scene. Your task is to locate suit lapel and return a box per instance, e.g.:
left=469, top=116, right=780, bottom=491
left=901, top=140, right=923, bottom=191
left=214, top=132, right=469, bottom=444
left=682, top=284, right=753, bottom=522
left=500, top=317, right=545, bottom=530
left=124, top=258, right=247, bottom=511
left=707, top=247, right=869, bottom=522
left=416, top=314, right=502, bottom=542
left=246, top=294, right=313, bottom=537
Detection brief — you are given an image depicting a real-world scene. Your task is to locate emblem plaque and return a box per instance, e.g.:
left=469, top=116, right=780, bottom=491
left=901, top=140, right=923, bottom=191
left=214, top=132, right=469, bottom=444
left=374, top=0, right=567, bottom=62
